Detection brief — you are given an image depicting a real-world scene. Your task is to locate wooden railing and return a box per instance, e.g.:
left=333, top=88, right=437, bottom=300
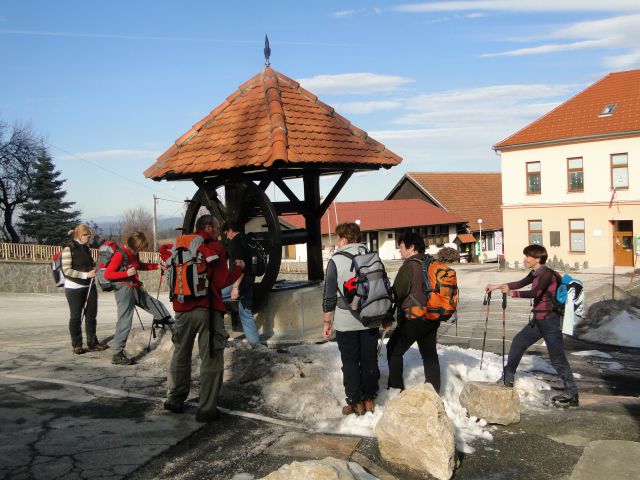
left=0, top=242, right=160, bottom=263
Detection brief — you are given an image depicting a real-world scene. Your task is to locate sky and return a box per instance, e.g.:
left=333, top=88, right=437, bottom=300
left=2, top=1, right=640, bottom=221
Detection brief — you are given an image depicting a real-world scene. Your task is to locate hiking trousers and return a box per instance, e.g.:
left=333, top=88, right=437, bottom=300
left=335, top=328, right=380, bottom=405
left=112, top=285, right=172, bottom=355
left=221, top=285, right=260, bottom=345
left=65, top=285, right=98, bottom=348
left=387, top=317, right=441, bottom=393
left=505, top=312, right=578, bottom=395
left=166, top=308, right=226, bottom=417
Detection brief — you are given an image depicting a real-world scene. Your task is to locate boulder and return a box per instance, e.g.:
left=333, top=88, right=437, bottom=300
left=374, top=384, right=456, bottom=480
left=459, top=381, right=520, bottom=425
left=260, top=456, right=376, bottom=479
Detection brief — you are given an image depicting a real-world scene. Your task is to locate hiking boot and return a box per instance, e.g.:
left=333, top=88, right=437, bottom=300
left=88, top=343, right=109, bottom=352
left=552, top=392, right=579, bottom=407
left=111, top=352, right=135, bottom=365
left=195, top=408, right=220, bottom=423
left=342, top=403, right=365, bottom=416
left=364, top=399, right=375, bottom=413
left=496, top=375, right=514, bottom=388
left=163, top=399, right=184, bottom=414
left=73, top=346, right=87, bottom=355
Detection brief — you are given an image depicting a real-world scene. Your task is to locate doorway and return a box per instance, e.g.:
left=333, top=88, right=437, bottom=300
left=613, top=220, right=634, bottom=266
left=368, top=232, right=379, bottom=252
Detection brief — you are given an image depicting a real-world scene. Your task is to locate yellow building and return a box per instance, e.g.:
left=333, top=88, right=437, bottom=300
left=494, top=69, right=640, bottom=269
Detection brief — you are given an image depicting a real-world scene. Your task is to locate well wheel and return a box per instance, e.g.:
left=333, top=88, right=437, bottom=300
left=182, top=177, right=282, bottom=310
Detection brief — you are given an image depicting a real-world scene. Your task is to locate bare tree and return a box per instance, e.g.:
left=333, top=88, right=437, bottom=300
left=0, top=119, right=40, bottom=242
left=119, top=207, right=153, bottom=249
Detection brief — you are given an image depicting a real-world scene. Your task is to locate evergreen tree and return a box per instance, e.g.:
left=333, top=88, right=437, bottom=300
left=19, top=148, right=80, bottom=245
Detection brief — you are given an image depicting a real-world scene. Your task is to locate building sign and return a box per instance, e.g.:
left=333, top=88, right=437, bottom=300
left=495, top=231, right=503, bottom=255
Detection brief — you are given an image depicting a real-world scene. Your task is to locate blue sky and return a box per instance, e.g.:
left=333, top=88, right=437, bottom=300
left=2, top=1, right=640, bottom=221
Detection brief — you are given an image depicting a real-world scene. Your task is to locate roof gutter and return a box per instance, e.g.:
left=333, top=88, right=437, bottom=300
left=494, top=130, right=640, bottom=152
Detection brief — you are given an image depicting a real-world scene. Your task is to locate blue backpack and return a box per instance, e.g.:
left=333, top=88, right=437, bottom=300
left=550, top=272, right=585, bottom=318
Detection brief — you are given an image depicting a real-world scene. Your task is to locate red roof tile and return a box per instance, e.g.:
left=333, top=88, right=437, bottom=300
left=145, top=67, right=402, bottom=180
left=494, top=69, right=640, bottom=150
left=283, top=199, right=464, bottom=235
left=387, top=172, right=503, bottom=232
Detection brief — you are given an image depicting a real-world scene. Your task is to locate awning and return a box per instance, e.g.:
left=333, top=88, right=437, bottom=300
left=455, top=233, right=477, bottom=244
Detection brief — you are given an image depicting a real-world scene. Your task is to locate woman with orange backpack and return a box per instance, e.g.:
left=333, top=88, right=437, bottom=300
left=104, top=231, right=173, bottom=365
left=387, top=231, right=443, bottom=394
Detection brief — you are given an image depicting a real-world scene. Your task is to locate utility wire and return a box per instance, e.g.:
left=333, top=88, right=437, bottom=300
left=48, top=142, right=185, bottom=202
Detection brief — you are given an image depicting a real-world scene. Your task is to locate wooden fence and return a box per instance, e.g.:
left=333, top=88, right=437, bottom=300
left=0, top=242, right=160, bottom=263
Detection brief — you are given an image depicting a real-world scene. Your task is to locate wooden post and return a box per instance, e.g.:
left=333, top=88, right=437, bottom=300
left=303, top=172, right=323, bottom=281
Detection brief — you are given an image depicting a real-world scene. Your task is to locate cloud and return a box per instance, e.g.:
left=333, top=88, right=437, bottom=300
left=332, top=10, right=356, bottom=18
left=333, top=100, right=403, bottom=115
left=393, top=1, right=640, bottom=13
left=58, top=149, right=160, bottom=161
left=297, top=73, right=414, bottom=95
left=481, top=13, right=640, bottom=68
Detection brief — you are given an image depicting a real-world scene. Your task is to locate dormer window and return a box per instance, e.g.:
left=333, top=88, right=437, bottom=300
left=599, top=103, right=616, bottom=117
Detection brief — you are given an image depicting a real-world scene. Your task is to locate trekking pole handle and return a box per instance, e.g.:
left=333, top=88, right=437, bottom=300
left=502, top=292, right=507, bottom=309
left=483, top=291, right=492, bottom=306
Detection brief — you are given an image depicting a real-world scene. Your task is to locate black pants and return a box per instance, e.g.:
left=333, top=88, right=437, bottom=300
left=387, top=317, right=441, bottom=393
left=505, top=313, right=578, bottom=395
left=335, top=328, right=380, bottom=405
left=65, top=286, right=98, bottom=348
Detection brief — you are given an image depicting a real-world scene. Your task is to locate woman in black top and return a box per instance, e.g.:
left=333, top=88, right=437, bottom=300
left=61, top=224, right=107, bottom=354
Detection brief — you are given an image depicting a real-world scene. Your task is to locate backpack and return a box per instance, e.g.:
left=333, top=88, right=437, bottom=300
left=335, top=247, right=395, bottom=327
left=96, top=241, right=128, bottom=291
left=51, top=250, right=65, bottom=287
left=549, top=271, right=585, bottom=320
left=406, top=255, right=458, bottom=322
left=242, top=233, right=267, bottom=277
left=167, top=234, right=210, bottom=303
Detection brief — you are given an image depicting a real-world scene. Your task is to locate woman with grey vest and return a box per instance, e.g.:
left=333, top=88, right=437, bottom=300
left=322, top=222, right=382, bottom=416
left=61, top=224, right=107, bottom=354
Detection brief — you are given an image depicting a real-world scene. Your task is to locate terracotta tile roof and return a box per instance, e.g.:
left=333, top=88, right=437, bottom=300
left=494, top=69, right=640, bottom=150
left=388, top=172, right=503, bottom=232
left=455, top=233, right=477, bottom=244
left=282, top=199, right=464, bottom=235
left=145, top=67, right=402, bottom=180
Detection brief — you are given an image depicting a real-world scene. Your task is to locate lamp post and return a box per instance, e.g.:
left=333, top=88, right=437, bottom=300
left=478, top=218, right=483, bottom=264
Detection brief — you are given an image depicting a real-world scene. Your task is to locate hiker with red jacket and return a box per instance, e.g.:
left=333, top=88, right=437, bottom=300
left=61, top=224, right=107, bottom=354
left=486, top=244, right=579, bottom=407
left=163, top=215, right=244, bottom=422
left=104, top=230, right=173, bottom=365
left=387, top=232, right=442, bottom=394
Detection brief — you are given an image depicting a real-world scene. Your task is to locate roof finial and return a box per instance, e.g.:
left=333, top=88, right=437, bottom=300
left=264, top=34, right=271, bottom=67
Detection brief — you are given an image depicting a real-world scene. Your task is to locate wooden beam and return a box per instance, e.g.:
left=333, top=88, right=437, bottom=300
left=318, top=171, right=353, bottom=215
left=273, top=177, right=300, bottom=203
left=303, top=173, right=323, bottom=281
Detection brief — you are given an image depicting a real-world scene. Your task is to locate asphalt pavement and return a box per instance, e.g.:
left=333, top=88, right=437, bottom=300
left=0, top=265, right=638, bottom=479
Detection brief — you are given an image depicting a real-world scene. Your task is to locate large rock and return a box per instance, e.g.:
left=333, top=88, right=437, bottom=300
left=260, top=456, right=377, bottom=479
left=459, top=381, right=520, bottom=425
left=374, top=384, right=456, bottom=480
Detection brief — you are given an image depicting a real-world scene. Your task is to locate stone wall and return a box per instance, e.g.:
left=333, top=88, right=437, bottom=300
left=0, top=261, right=166, bottom=294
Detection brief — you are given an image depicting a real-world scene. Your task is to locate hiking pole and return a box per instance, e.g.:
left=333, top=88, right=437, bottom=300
left=479, top=291, right=491, bottom=369
left=502, top=292, right=507, bottom=384
left=156, top=268, right=164, bottom=300
left=134, top=306, right=145, bottom=330
left=80, top=276, right=95, bottom=327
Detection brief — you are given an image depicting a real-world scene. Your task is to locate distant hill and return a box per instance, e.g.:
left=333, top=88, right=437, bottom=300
left=84, top=216, right=183, bottom=237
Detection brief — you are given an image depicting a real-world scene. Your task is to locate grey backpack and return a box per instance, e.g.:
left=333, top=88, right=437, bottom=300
left=335, top=247, right=395, bottom=326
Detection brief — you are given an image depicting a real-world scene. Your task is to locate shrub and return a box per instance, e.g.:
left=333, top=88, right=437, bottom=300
left=436, top=247, right=460, bottom=263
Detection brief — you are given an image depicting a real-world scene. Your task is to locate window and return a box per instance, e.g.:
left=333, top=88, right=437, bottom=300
left=528, top=220, right=543, bottom=245
left=599, top=103, right=616, bottom=116
left=569, top=219, right=585, bottom=252
left=611, top=153, right=628, bottom=189
left=567, top=157, right=583, bottom=192
left=526, top=162, right=541, bottom=194
left=485, top=232, right=495, bottom=251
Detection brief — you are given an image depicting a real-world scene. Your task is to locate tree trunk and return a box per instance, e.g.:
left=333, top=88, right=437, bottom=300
left=3, top=204, right=20, bottom=242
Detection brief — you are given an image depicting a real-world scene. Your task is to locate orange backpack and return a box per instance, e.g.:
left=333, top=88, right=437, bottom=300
left=406, top=256, right=458, bottom=321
